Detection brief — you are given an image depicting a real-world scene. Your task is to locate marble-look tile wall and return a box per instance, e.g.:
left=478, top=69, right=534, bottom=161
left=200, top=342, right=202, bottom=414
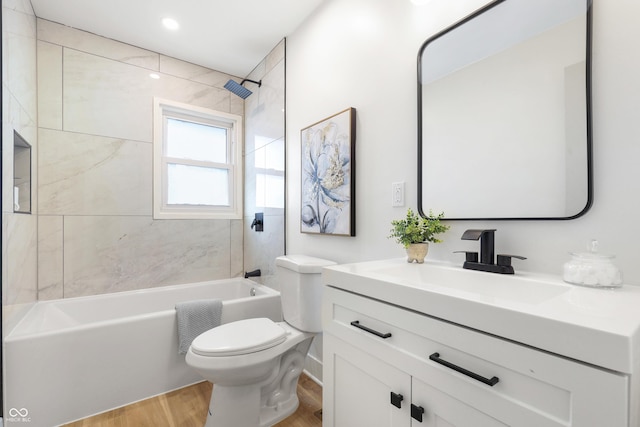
left=243, top=40, right=286, bottom=290
left=36, top=19, right=245, bottom=299
left=2, top=0, right=39, bottom=328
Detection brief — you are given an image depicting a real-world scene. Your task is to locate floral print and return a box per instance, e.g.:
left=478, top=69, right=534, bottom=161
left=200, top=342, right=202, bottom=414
left=301, top=116, right=352, bottom=234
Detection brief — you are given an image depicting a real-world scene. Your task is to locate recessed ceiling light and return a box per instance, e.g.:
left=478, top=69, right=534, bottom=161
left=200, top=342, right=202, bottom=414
left=149, top=73, right=160, bottom=79
left=162, top=17, right=179, bottom=30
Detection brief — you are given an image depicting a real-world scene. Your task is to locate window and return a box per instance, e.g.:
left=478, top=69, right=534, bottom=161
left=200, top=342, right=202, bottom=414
left=153, top=98, right=243, bottom=219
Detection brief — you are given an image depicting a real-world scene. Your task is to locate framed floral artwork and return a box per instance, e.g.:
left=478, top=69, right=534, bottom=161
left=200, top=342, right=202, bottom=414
left=300, top=108, right=356, bottom=236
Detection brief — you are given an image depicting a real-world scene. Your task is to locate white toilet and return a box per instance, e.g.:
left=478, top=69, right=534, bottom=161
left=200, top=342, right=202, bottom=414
left=185, top=254, right=335, bottom=427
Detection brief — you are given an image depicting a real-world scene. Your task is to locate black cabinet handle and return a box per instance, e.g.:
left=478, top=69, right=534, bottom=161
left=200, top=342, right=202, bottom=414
left=390, top=392, right=404, bottom=408
left=411, top=404, right=425, bottom=422
left=350, top=320, right=392, bottom=339
left=429, top=352, right=499, bottom=387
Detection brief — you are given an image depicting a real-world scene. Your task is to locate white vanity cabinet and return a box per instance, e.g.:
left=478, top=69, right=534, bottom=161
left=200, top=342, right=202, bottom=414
left=322, top=285, right=629, bottom=427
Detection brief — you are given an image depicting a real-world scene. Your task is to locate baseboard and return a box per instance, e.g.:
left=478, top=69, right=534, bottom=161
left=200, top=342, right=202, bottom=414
left=303, top=354, right=323, bottom=386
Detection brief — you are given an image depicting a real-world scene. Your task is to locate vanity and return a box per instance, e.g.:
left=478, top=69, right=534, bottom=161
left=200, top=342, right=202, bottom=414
left=322, top=259, right=640, bottom=426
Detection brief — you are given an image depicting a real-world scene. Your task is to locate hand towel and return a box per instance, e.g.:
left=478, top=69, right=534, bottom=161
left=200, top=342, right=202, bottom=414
left=176, top=299, right=223, bottom=354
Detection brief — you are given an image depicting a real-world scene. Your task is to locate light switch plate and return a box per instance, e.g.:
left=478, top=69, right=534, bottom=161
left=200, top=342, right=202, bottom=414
left=392, top=182, right=405, bottom=207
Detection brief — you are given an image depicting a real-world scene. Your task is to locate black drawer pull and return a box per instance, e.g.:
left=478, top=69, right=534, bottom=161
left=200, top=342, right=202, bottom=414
left=350, top=320, right=392, bottom=339
left=429, top=352, right=499, bottom=387
left=390, top=392, right=403, bottom=408
left=411, top=404, right=425, bottom=422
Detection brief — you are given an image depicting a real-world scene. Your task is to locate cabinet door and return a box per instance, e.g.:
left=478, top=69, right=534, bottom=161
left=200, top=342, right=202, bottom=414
left=411, top=377, right=507, bottom=427
left=324, top=285, right=628, bottom=427
left=324, top=334, right=411, bottom=427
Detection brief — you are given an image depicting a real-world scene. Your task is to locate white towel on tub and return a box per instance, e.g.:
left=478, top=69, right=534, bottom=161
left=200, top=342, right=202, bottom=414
left=176, top=299, right=223, bottom=354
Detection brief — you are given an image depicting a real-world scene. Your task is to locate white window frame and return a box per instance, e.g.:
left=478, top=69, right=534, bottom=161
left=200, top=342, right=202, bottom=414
left=153, top=98, right=243, bottom=219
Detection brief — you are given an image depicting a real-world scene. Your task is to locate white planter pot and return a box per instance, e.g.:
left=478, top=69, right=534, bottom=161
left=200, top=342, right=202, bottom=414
left=405, top=242, right=429, bottom=264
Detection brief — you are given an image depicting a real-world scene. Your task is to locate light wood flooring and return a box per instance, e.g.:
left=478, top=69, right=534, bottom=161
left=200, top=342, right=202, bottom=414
left=63, top=373, right=322, bottom=427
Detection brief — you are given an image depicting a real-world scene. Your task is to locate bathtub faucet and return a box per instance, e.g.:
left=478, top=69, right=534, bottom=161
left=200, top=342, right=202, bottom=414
left=244, top=269, right=261, bottom=278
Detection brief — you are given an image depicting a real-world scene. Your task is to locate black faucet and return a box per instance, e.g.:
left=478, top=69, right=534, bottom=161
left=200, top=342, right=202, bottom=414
left=250, top=213, right=264, bottom=232
left=457, top=229, right=526, bottom=274
left=244, top=269, right=261, bottom=278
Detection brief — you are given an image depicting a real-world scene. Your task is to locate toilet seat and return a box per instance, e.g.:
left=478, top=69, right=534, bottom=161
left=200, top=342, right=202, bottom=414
left=191, top=317, right=287, bottom=357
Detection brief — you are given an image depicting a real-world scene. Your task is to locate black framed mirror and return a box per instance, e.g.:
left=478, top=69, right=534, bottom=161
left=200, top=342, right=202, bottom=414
left=418, top=0, right=592, bottom=220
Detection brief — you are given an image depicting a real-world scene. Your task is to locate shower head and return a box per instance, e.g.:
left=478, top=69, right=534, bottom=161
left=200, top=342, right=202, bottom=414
left=223, top=79, right=262, bottom=99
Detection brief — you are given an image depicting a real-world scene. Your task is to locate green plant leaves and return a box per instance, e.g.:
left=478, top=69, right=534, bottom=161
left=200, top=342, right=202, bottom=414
left=389, top=208, right=449, bottom=248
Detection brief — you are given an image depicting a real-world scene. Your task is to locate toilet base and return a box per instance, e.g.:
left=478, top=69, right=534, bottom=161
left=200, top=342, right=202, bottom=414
left=206, top=384, right=261, bottom=427
left=204, top=339, right=312, bottom=427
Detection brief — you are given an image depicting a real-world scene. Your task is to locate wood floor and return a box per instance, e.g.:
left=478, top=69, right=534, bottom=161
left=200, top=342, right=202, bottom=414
left=63, top=373, right=322, bottom=427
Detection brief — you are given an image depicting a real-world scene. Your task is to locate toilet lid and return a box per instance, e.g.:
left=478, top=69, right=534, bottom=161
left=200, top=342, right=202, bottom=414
left=191, top=317, right=287, bottom=357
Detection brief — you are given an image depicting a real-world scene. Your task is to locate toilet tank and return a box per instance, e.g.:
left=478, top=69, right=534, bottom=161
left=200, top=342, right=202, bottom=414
left=275, top=255, right=336, bottom=333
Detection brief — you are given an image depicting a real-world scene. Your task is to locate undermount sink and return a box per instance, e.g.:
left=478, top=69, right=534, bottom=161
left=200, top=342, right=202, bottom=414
left=369, top=262, right=570, bottom=305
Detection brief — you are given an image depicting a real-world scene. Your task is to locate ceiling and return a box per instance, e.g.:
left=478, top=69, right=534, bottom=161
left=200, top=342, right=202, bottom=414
left=30, top=0, right=324, bottom=77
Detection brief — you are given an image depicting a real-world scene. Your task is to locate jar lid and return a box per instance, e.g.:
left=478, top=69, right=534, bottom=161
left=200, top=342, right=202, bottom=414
left=569, top=251, right=615, bottom=261
left=569, top=239, right=615, bottom=261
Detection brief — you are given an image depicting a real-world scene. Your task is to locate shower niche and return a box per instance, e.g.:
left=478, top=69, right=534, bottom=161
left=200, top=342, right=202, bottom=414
left=13, top=131, right=32, bottom=214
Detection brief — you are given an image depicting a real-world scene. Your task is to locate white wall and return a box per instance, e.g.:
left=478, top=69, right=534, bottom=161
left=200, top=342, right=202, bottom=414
left=286, top=0, right=640, bottom=285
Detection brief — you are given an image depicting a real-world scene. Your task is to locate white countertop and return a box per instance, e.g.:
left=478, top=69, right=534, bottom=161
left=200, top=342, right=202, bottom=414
left=322, top=258, right=640, bottom=374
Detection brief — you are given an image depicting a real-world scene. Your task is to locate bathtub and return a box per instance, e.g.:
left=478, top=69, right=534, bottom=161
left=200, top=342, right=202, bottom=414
left=4, top=278, right=282, bottom=427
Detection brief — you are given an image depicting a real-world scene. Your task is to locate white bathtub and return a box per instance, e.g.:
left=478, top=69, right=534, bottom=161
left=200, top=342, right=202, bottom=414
left=4, top=278, right=282, bottom=427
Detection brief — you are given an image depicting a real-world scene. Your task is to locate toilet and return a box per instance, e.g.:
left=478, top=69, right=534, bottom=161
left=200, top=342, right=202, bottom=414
left=185, top=254, right=335, bottom=427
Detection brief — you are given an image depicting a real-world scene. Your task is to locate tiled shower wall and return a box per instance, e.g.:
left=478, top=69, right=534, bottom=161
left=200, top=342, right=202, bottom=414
left=2, top=0, right=38, bottom=327
left=243, top=40, right=286, bottom=290
left=36, top=19, right=246, bottom=299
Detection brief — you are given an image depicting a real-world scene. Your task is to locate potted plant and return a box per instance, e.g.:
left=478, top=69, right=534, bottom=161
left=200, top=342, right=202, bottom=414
left=389, top=208, right=449, bottom=263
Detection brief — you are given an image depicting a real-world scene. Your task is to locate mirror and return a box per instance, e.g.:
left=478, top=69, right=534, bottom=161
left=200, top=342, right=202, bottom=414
left=418, top=0, right=592, bottom=220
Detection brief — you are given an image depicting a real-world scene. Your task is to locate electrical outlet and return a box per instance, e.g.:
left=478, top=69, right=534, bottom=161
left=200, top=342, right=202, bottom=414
left=392, top=182, right=405, bottom=207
